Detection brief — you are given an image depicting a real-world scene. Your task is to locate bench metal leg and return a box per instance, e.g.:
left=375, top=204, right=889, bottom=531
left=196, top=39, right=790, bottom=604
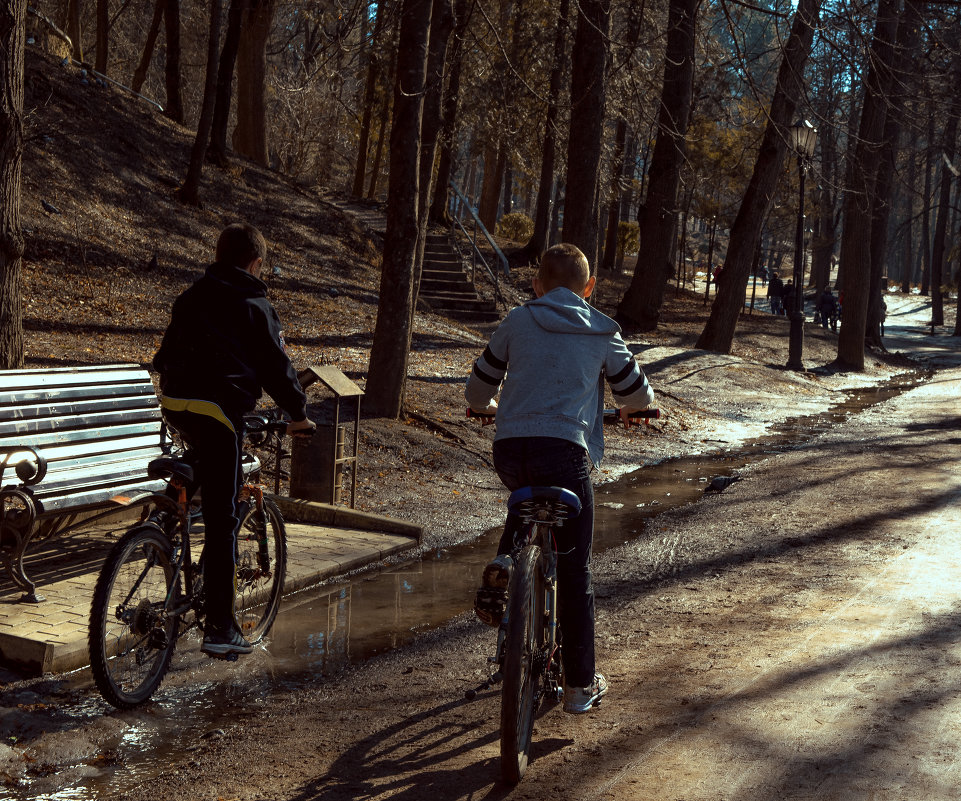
left=1, top=492, right=44, bottom=603
left=1, top=544, right=45, bottom=603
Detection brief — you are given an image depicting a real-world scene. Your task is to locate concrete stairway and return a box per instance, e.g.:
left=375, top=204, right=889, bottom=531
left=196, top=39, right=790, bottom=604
left=419, top=233, right=500, bottom=324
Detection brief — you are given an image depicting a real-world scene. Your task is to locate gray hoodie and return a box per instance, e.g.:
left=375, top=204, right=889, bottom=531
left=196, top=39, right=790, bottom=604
left=465, top=287, right=654, bottom=466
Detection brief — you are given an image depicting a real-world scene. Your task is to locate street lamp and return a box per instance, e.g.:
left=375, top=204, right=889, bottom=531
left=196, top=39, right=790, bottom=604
left=786, top=119, right=818, bottom=370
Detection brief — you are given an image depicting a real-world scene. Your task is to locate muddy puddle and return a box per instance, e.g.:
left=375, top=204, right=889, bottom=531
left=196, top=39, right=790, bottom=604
left=10, top=372, right=924, bottom=800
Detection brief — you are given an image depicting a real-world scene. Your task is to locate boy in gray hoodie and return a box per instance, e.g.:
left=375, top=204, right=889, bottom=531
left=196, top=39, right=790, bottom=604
left=465, top=243, right=654, bottom=713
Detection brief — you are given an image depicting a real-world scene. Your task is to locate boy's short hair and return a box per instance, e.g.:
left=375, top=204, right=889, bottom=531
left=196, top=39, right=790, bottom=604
left=539, top=243, right=591, bottom=292
left=216, top=223, right=267, bottom=267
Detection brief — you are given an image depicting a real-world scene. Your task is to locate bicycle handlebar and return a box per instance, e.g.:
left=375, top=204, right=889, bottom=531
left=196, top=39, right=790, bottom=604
left=242, top=413, right=290, bottom=439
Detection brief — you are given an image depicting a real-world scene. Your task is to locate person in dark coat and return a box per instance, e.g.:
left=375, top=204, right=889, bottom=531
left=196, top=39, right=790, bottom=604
left=767, top=273, right=784, bottom=315
left=817, top=287, right=839, bottom=332
left=154, top=223, right=316, bottom=656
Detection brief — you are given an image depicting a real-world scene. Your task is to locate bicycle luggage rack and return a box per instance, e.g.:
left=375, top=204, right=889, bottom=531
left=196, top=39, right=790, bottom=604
left=292, top=365, right=363, bottom=508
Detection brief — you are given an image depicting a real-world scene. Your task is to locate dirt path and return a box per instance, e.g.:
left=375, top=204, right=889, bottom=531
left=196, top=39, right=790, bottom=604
left=96, top=355, right=961, bottom=800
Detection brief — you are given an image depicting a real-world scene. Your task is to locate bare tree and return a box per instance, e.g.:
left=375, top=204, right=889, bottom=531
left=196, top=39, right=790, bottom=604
left=0, top=0, right=25, bottom=368
left=513, top=0, right=569, bottom=265
left=836, top=0, right=902, bottom=369
left=164, top=0, right=185, bottom=123
left=233, top=0, right=275, bottom=166
left=696, top=0, right=821, bottom=353
left=617, top=0, right=698, bottom=329
left=131, top=0, right=165, bottom=94
left=178, top=0, right=224, bottom=205
left=365, top=0, right=433, bottom=419
left=207, top=0, right=247, bottom=165
left=428, top=0, right=473, bottom=226
left=96, top=0, right=108, bottom=73
left=66, top=0, right=83, bottom=61
left=561, top=0, right=611, bottom=260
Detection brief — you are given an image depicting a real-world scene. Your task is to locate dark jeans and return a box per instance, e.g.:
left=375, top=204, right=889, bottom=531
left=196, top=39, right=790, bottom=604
left=162, top=408, right=243, bottom=630
left=492, top=437, right=596, bottom=687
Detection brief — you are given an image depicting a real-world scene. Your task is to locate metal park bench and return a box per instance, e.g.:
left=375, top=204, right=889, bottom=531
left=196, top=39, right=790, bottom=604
left=0, top=364, right=167, bottom=603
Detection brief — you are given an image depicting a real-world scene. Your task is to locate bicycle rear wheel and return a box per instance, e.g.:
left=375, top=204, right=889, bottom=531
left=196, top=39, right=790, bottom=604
left=234, top=496, right=287, bottom=643
left=88, top=525, right=180, bottom=709
left=500, top=543, right=544, bottom=785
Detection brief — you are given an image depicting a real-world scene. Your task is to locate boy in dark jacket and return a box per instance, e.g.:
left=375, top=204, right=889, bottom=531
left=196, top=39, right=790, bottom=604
left=154, top=223, right=315, bottom=656
left=465, top=243, right=654, bottom=714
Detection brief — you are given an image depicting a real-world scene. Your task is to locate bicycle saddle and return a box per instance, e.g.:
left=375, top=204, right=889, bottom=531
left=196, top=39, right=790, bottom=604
left=148, top=458, right=194, bottom=484
left=507, top=486, right=582, bottom=518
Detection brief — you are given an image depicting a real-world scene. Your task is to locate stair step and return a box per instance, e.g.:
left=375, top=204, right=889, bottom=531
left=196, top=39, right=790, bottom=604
left=420, top=295, right=497, bottom=313
left=421, top=279, right=474, bottom=294
left=426, top=306, right=502, bottom=324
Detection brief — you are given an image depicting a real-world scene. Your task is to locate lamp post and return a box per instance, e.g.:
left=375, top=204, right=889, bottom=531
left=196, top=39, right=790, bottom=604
left=786, top=119, right=818, bottom=370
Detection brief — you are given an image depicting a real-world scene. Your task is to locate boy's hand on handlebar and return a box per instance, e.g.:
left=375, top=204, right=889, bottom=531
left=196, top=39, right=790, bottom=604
left=467, top=402, right=497, bottom=426
left=619, top=406, right=660, bottom=429
left=287, top=418, right=317, bottom=438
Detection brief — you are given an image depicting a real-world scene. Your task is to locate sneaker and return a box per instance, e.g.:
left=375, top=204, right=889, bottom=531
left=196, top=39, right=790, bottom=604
left=202, top=622, right=254, bottom=656
left=474, top=554, right=513, bottom=626
left=563, top=672, right=609, bottom=714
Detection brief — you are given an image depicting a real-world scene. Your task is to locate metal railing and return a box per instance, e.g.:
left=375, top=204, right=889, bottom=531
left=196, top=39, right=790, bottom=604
left=448, top=182, right=510, bottom=307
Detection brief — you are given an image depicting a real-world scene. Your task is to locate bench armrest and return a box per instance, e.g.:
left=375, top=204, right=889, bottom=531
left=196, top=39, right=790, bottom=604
left=0, top=446, right=47, bottom=486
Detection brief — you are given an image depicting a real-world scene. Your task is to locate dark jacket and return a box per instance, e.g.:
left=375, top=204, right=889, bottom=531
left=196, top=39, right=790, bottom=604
left=767, top=275, right=784, bottom=298
left=153, top=261, right=307, bottom=426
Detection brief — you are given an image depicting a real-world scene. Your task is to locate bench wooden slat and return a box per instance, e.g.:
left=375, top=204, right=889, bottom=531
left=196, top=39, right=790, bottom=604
left=0, top=364, right=150, bottom=389
left=0, top=411, right=163, bottom=441
left=0, top=390, right=158, bottom=418
left=32, top=479, right=166, bottom=514
left=0, top=433, right=162, bottom=465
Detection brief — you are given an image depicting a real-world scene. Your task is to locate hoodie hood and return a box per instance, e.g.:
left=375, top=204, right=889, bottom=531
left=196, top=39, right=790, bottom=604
left=526, top=287, right=621, bottom=336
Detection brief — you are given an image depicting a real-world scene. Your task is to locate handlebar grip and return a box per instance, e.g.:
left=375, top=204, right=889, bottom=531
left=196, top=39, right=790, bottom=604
left=466, top=408, right=496, bottom=425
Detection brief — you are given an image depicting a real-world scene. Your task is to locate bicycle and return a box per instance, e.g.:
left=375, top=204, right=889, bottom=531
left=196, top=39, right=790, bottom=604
left=466, top=407, right=660, bottom=784
left=88, top=412, right=290, bottom=709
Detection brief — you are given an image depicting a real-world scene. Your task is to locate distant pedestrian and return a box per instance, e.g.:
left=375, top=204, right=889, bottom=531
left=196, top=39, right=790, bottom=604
left=782, top=280, right=796, bottom=315
left=880, top=298, right=887, bottom=336
left=767, top=273, right=784, bottom=315
left=817, top=287, right=839, bottom=332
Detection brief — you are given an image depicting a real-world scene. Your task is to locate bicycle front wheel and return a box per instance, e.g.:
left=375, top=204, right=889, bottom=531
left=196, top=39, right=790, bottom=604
left=500, top=543, right=544, bottom=785
left=235, top=496, right=287, bottom=643
left=88, top=525, right=180, bottom=709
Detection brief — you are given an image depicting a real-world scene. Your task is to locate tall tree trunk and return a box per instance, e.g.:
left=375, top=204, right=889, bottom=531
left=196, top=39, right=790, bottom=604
left=428, top=0, right=472, bottom=226
left=367, top=32, right=398, bottom=200
left=562, top=0, right=610, bottom=261
left=207, top=0, right=246, bottom=165
left=601, top=119, right=627, bottom=271
left=232, top=0, right=274, bottom=166
left=65, top=0, right=82, bottom=61
left=131, top=0, right=164, bottom=94
left=920, top=113, right=933, bottom=295
left=95, top=0, right=108, bottom=73
left=0, top=0, right=25, bottom=368
left=477, top=143, right=502, bottom=230
left=178, top=0, right=223, bottom=205
left=617, top=0, right=696, bottom=329
left=836, top=0, right=901, bottom=369
left=414, top=0, right=454, bottom=276
left=364, top=0, right=432, bottom=419
left=866, top=0, right=923, bottom=345
left=696, top=0, right=820, bottom=352
left=514, top=0, right=569, bottom=265
left=163, top=0, right=184, bottom=124
left=351, top=0, right=387, bottom=198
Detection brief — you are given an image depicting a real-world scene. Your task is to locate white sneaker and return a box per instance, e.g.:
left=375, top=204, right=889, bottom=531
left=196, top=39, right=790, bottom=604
left=563, top=672, right=609, bottom=714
